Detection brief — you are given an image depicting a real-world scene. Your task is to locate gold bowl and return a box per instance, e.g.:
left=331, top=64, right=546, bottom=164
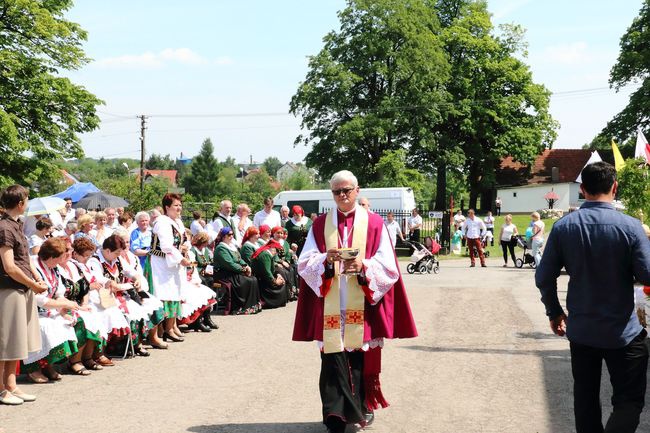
left=338, top=248, right=360, bottom=260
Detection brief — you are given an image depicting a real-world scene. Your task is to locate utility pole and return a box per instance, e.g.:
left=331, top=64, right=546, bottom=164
left=139, top=115, right=146, bottom=192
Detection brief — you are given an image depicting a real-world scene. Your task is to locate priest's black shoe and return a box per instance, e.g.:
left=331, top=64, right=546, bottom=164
left=363, top=411, right=374, bottom=426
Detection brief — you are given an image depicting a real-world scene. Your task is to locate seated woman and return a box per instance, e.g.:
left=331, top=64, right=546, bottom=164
left=23, top=237, right=82, bottom=382
left=28, top=217, right=53, bottom=256
left=271, top=227, right=297, bottom=301
left=190, top=232, right=213, bottom=288
left=258, top=224, right=271, bottom=246
left=57, top=239, right=106, bottom=372
left=184, top=234, right=218, bottom=331
left=250, top=239, right=287, bottom=309
left=91, top=235, right=152, bottom=356
left=213, top=227, right=261, bottom=315
left=240, top=227, right=260, bottom=266
left=89, top=211, right=112, bottom=247
left=113, top=228, right=167, bottom=352
left=72, top=237, right=132, bottom=362
left=284, top=205, right=312, bottom=255
left=74, top=214, right=99, bottom=249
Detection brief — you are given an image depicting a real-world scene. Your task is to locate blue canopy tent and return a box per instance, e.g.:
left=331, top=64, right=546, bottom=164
left=53, top=182, right=100, bottom=203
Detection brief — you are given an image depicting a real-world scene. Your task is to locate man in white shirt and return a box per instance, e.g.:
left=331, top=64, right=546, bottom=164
left=62, top=197, right=75, bottom=224
left=211, top=200, right=234, bottom=233
left=231, top=203, right=253, bottom=245
left=484, top=211, right=495, bottom=246
left=253, top=197, right=281, bottom=228
left=463, top=209, right=487, bottom=267
left=105, top=208, right=119, bottom=230
left=407, top=208, right=422, bottom=242
left=385, top=211, right=404, bottom=246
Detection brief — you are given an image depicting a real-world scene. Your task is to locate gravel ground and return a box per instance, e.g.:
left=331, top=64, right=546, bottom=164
left=1, top=259, right=648, bottom=433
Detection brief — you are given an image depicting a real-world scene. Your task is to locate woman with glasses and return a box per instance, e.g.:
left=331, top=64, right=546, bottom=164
left=213, top=227, right=261, bottom=315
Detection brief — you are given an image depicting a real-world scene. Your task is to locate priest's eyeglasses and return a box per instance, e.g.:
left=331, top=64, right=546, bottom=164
left=331, top=187, right=355, bottom=196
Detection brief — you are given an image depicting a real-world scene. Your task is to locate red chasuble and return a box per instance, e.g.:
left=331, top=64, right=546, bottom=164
left=292, top=211, right=418, bottom=343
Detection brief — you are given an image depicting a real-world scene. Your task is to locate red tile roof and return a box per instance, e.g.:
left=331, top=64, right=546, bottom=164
left=143, top=169, right=177, bottom=186
left=498, top=149, right=593, bottom=186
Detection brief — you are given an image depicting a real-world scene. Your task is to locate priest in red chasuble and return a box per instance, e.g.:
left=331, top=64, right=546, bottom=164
left=293, top=170, right=418, bottom=433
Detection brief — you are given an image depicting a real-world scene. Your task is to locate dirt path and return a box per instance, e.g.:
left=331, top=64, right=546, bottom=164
left=1, top=259, right=648, bottom=433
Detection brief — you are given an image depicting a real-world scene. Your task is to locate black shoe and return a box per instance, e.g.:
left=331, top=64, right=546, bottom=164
left=364, top=411, right=375, bottom=427
left=202, top=311, right=219, bottom=329
left=135, top=346, right=150, bottom=357
left=189, top=319, right=211, bottom=332
left=162, top=332, right=183, bottom=342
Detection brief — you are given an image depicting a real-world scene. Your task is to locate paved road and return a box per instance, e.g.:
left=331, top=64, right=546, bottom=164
left=1, top=259, right=648, bottom=433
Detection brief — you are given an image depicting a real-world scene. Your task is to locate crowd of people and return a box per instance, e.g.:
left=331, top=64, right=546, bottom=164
left=0, top=187, right=313, bottom=406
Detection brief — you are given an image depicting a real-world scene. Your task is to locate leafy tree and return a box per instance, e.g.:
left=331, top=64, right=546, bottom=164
left=145, top=153, right=175, bottom=170
left=216, top=166, right=239, bottom=197
left=372, top=149, right=425, bottom=198
left=617, top=158, right=650, bottom=222
left=290, top=0, right=449, bottom=185
left=262, top=156, right=283, bottom=178
left=221, top=156, right=238, bottom=170
left=247, top=169, right=276, bottom=199
left=597, top=1, right=650, bottom=142
left=284, top=170, right=314, bottom=191
left=426, top=0, right=557, bottom=210
left=0, top=0, right=103, bottom=186
left=182, top=138, right=220, bottom=200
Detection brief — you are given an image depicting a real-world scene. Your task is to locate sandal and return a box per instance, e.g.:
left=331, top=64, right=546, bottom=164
left=135, top=346, right=150, bottom=357
left=68, top=362, right=91, bottom=376
left=82, top=359, right=103, bottom=370
left=95, top=355, right=115, bottom=367
left=43, top=365, right=62, bottom=381
left=27, top=371, right=49, bottom=384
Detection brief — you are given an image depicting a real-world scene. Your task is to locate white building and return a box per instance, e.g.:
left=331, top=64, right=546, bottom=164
left=496, top=149, right=594, bottom=213
left=276, top=162, right=317, bottom=183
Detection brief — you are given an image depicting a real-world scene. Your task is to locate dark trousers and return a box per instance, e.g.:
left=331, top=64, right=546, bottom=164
left=466, top=238, right=485, bottom=265
left=501, top=239, right=516, bottom=264
left=496, top=206, right=501, bottom=216
left=487, top=227, right=494, bottom=246
left=570, top=330, right=648, bottom=433
left=320, top=351, right=366, bottom=430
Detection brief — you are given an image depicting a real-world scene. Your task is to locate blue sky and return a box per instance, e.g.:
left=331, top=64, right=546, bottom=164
left=67, top=0, right=644, bottom=164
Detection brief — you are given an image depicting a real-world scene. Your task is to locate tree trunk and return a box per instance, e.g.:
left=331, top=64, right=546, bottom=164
left=468, top=162, right=480, bottom=210
left=435, top=162, right=447, bottom=211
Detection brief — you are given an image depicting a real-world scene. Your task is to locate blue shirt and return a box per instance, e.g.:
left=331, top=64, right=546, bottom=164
left=535, top=201, right=650, bottom=349
left=130, top=227, right=152, bottom=268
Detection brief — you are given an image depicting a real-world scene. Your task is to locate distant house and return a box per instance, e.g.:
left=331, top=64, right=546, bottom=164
left=495, top=149, right=600, bottom=213
left=276, top=162, right=317, bottom=183
left=133, top=169, right=178, bottom=187
left=177, top=153, right=192, bottom=165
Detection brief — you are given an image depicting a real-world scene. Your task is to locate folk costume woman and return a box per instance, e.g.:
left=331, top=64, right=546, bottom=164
left=73, top=237, right=132, bottom=359
left=240, top=226, right=260, bottom=266
left=258, top=224, right=271, bottom=246
left=146, top=193, right=191, bottom=343
left=293, top=170, right=417, bottom=433
left=190, top=232, right=213, bottom=288
left=250, top=239, right=288, bottom=309
left=271, top=226, right=298, bottom=301
left=285, top=205, right=312, bottom=256
left=114, top=228, right=167, bottom=352
left=183, top=244, right=218, bottom=332
left=213, top=227, right=261, bottom=315
left=57, top=241, right=106, bottom=373
left=24, top=238, right=81, bottom=382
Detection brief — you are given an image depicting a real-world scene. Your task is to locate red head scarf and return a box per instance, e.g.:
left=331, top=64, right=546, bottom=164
left=251, top=239, right=283, bottom=260
left=271, top=226, right=284, bottom=237
left=292, top=205, right=304, bottom=217
left=259, top=224, right=271, bottom=236
left=242, top=226, right=259, bottom=245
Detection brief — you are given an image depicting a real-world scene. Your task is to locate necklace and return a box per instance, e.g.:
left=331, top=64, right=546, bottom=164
left=38, top=259, right=58, bottom=293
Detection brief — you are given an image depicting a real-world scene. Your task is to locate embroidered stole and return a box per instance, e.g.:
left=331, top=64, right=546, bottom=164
left=322, top=207, right=368, bottom=354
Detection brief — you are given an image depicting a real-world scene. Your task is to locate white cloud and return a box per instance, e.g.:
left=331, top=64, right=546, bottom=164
left=542, top=42, right=593, bottom=65
left=94, top=48, right=230, bottom=69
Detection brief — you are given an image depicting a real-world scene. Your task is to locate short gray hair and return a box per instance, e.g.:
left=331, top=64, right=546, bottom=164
left=113, top=227, right=129, bottom=240
left=135, top=211, right=149, bottom=222
left=237, top=203, right=250, bottom=213
left=329, top=170, right=358, bottom=188
left=281, top=205, right=290, bottom=212
left=220, top=200, right=232, bottom=209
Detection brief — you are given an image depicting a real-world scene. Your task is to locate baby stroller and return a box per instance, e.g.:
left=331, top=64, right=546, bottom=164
left=406, top=241, right=440, bottom=274
left=514, top=235, right=536, bottom=268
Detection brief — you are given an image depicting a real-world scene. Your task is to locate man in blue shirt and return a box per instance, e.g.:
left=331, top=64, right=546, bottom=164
left=536, top=161, right=650, bottom=433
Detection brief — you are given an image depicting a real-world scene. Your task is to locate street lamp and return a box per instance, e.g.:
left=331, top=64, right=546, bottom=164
left=239, top=167, right=244, bottom=192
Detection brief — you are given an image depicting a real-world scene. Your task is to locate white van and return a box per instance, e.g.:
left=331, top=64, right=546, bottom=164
left=273, top=187, right=416, bottom=216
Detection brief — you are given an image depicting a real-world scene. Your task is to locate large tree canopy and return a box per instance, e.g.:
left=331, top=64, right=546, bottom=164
left=290, top=0, right=449, bottom=185
left=0, top=0, right=103, bottom=187
left=597, top=1, right=650, bottom=142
